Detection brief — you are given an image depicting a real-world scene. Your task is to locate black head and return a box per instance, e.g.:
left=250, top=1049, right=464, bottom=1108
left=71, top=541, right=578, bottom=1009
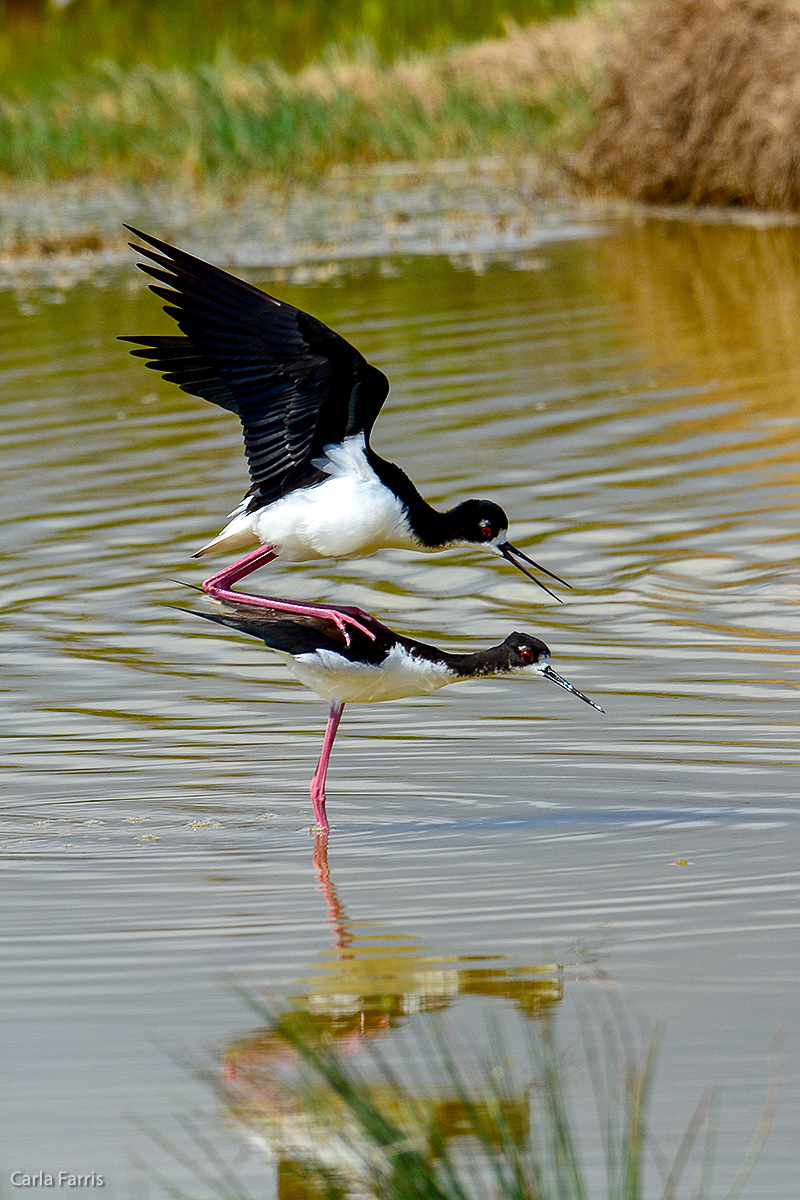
left=448, top=499, right=509, bottom=546
left=447, top=500, right=570, bottom=602
left=496, top=632, right=604, bottom=712
left=500, top=632, right=552, bottom=671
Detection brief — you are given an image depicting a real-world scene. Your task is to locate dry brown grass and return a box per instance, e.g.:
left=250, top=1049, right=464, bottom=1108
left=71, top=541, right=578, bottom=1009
left=443, top=12, right=613, bottom=99
left=585, top=0, right=800, bottom=208
left=296, top=13, right=612, bottom=113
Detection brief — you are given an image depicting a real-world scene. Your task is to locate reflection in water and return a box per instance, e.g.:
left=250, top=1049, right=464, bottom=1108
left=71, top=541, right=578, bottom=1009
left=220, top=836, right=561, bottom=1193
left=306, top=835, right=562, bottom=1023
left=209, top=838, right=772, bottom=1200
left=598, top=219, right=800, bottom=425
left=528, top=217, right=800, bottom=726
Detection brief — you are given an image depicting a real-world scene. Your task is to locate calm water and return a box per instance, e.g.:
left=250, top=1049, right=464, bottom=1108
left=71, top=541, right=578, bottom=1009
left=1, top=217, right=799, bottom=1195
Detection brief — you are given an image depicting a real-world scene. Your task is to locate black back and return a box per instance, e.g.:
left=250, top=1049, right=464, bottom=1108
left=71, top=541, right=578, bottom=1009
left=188, top=599, right=403, bottom=667
left=183, top=599, right=551, bottom=680
left=120, top=228, right=390, bottom=507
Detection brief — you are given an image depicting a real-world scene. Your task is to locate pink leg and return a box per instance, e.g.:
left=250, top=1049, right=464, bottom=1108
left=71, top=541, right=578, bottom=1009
left=309, top=701, right=344, bottom=831
left=201, top=544, right=279, bottom=593
left=201, top=545, right=376, bottom=643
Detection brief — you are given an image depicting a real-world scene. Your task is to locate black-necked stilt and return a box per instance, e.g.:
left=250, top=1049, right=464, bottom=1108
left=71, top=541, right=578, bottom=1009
left=121, top=228, right=569, bottom=639
left=184, top=594, right=603, bottom=831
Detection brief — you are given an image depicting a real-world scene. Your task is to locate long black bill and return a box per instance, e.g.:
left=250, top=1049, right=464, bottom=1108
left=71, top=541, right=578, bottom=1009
left=497, top=541, right=570, bottom=603
left=542, top=664, right=604, bottom=712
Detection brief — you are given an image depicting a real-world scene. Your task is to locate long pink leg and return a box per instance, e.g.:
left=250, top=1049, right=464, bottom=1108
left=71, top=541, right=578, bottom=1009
left=200, top=545, right=375, bottom=642
left=201, top=544, right=279, bottom=594
left=309, top=701, right=344, bottom=831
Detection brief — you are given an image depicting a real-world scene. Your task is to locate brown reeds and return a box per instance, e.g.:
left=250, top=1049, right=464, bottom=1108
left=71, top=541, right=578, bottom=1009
left=585, top=0, right=800, bottom=209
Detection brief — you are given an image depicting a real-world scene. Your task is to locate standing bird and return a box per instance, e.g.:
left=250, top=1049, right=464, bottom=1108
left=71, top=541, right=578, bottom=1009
left=121, top=228, right=569, bottom=639
left=184, top=594, right=603, bottom=831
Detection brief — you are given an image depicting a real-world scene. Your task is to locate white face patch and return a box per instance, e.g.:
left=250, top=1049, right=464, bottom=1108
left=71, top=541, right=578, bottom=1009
left=507, top=652, right=549, bottom=678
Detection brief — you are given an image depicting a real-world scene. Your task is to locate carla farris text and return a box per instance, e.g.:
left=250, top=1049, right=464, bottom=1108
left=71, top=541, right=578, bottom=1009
left=10, top=1174, right=105, bottom=1189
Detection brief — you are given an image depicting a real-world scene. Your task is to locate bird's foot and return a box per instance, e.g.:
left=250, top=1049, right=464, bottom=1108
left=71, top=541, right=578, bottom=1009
left=324, top=606, right=377, bottom=645
left=205, top=586, right=376, bottom=647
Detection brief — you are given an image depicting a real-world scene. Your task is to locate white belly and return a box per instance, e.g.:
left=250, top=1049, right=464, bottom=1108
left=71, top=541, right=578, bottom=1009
left=201, top=435, right=421, bottom=562
left=277, top=644, right=454, bottom=704
left=253, top=473, right=417, bottom=561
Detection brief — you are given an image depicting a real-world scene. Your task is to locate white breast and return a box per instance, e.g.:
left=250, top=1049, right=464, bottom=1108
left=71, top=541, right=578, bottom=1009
left=248, top=435, right=419, bottom=561
left=276, top=643, right=454, bottom=704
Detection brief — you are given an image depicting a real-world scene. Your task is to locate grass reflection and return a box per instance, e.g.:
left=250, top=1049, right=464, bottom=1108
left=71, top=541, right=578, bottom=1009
left=143, top=999, right=776, bottom=1200
left=597, top=220, right=800, bottom=442
left=135, top=836, right=775, bottom=1199
left=215, top=834, right=564, bottom=1196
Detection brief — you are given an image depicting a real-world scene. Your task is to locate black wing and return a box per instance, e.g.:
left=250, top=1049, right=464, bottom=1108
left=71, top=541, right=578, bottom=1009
left=183, top=596, right=398, bottom=665
left=120, top=227, right=390, bottom=506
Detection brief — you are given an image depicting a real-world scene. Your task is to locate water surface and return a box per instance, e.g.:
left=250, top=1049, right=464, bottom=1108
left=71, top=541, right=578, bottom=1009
left=1, top=217, right=798, bottom=1194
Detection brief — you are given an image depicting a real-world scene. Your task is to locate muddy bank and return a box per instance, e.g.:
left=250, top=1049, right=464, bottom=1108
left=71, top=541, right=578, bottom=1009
left=5, top=157, right=800, bottom=295
left=0, top=157, right=607, bottom=288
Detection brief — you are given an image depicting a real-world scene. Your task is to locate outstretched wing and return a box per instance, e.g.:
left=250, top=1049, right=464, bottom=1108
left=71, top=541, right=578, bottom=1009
left=120, top=227, right=390, bottom=506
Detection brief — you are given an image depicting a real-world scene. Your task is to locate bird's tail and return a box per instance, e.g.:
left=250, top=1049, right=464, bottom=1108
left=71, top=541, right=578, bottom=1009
left=173, top=592, right=333, bottom=655
left=191, top=526, right=258, bottom=559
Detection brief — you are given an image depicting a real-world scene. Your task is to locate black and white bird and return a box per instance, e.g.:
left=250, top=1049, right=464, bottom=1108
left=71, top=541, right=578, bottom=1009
left=185, top=594, right=603, bottom=831
left=122, top=228, right=569, bottom=639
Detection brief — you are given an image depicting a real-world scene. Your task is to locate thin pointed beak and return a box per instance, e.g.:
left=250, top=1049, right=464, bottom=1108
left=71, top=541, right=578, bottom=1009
left=497, top=541, right=570, bottom=602
left=542, top=664, right=604, bottom=712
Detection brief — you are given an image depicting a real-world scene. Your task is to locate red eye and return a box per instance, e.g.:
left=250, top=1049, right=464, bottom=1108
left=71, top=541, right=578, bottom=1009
left=479, top=520, right=493, bottom=539
left=519, top=647, right=532, bottom=663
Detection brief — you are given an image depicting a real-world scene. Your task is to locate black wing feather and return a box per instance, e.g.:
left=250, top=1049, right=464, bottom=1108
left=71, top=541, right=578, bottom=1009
left=127, top=335, right=239, bottom=412
left=185, top=599, right=398, bottom=665
left=119, top=226, right=390, bottom=507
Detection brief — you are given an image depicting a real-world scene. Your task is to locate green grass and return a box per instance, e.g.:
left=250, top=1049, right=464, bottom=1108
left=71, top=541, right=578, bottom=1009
left=0, top=1, right=580, bottom=85
left=0, top=44, right=593, bottom=184
left=134, top=994, right=777, bottom=1200
left=0, top=1, right=599, bottom=185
